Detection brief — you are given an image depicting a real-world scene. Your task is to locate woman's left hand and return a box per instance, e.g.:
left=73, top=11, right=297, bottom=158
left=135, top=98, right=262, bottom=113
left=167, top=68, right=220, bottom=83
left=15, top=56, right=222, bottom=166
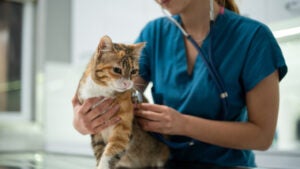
left=134, top=103, right=186, bottom=135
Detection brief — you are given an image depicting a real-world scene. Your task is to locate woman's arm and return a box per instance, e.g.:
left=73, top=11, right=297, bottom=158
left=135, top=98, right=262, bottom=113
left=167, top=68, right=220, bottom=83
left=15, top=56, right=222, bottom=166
left=136, top=70, right=279, bottom=150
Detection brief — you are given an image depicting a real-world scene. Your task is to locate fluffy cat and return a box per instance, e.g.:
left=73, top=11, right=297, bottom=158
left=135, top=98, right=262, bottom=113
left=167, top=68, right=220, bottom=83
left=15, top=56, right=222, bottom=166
left=77, top=35, right=169, bottom=169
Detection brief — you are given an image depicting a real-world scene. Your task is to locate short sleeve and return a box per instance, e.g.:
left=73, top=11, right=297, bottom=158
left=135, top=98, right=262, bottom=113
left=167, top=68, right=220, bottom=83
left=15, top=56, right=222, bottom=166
left=241, top=25, right=288, bottom=92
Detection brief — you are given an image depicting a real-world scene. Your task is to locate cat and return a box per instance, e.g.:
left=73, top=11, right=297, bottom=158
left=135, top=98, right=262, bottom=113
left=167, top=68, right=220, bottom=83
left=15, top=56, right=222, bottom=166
left=77, top=35, right=169, bottom=169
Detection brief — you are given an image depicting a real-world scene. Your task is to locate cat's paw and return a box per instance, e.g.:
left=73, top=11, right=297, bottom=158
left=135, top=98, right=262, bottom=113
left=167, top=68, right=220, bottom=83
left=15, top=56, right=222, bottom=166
left=97, top=155, right=111, bottom=169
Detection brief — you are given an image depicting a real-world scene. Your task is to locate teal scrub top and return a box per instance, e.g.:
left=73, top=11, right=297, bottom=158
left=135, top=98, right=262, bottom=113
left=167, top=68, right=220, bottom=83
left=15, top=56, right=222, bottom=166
left=135, top=9, right=287, bottom=167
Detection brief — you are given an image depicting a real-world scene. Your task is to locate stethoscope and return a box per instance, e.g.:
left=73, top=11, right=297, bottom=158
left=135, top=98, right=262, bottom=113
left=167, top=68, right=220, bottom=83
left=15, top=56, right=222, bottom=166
left=132, top=0, right=229, bottom=149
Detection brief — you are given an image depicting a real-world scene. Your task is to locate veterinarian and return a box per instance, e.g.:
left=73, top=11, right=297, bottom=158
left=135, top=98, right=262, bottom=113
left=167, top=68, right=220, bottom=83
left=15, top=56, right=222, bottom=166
left=72, top=0, right=287, bottom=168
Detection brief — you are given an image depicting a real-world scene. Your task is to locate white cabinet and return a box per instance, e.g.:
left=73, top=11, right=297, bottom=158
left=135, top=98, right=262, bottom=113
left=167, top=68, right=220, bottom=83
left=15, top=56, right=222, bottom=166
left=237, top=0, right=300, bottom=23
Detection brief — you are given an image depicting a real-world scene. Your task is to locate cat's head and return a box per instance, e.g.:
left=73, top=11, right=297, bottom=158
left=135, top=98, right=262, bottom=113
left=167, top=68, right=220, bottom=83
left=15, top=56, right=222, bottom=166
left=91, top=35, right=145, bottom=93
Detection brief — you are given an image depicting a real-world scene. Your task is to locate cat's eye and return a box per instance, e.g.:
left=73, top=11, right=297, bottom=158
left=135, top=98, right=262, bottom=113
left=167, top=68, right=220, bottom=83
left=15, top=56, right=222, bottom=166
left=131, top=69, right=138, bottom=75
left=113, top=67, right=122, bottom=74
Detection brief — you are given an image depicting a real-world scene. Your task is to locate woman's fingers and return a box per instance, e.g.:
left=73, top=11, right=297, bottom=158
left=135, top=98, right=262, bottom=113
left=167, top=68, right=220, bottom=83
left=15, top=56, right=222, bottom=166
left=135, top=103, right=169, bottom=121
left=74, top=97, right=121, bottom=134
left=139, top=103, right=166, bottom=112
left=80, top=97, right=103, bottom=115
left=137, top=117, right=161, bottom=132
left=135, top=103, right=185, bottom=135
left=135, top=109, right=162, bottom=121
left=90, top=104, right=120, bottom=128
left=135, top=103, right=166, bottom=132
left=86, top=98, right=114, bottom=120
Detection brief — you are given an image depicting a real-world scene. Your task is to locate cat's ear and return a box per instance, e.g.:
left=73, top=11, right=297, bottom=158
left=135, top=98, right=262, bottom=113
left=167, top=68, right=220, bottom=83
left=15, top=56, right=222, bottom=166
left=133, top=42, right=146, bottom=55
left=98, top=35, right=113, bottom=53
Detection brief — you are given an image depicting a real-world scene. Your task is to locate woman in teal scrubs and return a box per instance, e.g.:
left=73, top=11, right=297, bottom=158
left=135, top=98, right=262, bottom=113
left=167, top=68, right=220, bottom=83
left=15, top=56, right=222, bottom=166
left=133, top=0, right=287, bottom=167
left=72, top=0, right=287, bottom=168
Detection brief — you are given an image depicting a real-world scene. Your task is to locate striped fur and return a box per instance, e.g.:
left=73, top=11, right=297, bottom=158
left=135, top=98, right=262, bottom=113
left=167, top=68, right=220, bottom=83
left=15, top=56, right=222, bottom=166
left=77, top=35, right=169, bottom=169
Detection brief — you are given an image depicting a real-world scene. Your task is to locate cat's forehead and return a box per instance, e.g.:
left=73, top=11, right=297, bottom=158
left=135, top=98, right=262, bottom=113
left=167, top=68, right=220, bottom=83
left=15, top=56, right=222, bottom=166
left=99, top=43, right=139, bottom=67
left=113, top=43, right=134, bottom=54
left=111, top=44, right=139, bottom=64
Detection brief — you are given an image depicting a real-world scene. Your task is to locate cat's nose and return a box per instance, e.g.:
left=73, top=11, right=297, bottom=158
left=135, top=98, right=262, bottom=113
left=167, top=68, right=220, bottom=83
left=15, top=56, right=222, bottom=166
left=122, top=81, right=132, bottom=89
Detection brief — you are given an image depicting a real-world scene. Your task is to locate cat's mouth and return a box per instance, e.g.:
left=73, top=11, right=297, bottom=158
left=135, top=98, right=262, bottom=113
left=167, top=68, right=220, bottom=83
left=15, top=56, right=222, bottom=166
left=113, top=86, right=133, bottom=93
left=112, top=79, right=133, bottom=92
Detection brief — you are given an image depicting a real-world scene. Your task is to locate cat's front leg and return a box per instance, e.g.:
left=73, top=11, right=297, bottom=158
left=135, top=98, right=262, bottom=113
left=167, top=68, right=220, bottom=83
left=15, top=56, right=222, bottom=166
left=97, top=123, right=131, bottom=169
left=91, top=134, right=106, bottom=166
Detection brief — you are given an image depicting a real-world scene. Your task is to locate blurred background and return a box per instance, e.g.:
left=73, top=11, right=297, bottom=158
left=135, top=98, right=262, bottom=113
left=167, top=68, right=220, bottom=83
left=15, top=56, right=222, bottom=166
left=0, top=0, right=300, bottom=168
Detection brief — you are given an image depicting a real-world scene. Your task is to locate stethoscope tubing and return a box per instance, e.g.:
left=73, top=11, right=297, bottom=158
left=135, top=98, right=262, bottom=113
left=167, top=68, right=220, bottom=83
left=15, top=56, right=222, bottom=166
left=186, top=25, right=229, bottom=120
left=162, top=8, right=229, bottom=119
left=152, top=5, right=230, bottom=149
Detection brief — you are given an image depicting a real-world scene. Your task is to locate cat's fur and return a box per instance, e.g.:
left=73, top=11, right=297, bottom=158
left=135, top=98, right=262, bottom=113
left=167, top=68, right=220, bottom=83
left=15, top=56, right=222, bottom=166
left=77, top=35, right=169, bottom=169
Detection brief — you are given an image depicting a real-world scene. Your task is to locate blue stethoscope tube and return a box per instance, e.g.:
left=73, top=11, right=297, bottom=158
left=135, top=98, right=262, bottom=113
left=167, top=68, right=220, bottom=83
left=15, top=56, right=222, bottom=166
left=187, top=21, right=229, bottom=119
left=152, top=3, right=229, bottom=149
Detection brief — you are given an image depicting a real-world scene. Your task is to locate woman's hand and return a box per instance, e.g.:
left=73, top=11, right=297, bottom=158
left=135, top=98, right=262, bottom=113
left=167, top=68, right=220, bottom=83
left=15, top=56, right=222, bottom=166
left=135, top=103, right=186, bottom=135
left=72, top=95, right=121, bottom=135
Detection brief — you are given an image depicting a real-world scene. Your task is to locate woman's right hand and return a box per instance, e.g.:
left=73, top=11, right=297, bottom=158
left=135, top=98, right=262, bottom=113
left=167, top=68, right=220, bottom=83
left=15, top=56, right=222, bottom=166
left=72, top=95, right=121, bottom=135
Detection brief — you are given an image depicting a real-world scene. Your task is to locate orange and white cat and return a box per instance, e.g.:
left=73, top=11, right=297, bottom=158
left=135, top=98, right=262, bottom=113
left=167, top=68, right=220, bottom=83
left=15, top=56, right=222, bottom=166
left=77, top=35, right=169, bottom=169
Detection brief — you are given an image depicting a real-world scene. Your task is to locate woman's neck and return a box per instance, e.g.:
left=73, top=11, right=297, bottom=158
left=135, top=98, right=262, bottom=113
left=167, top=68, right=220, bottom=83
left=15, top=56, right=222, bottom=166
left=180, top=1, right=220, bottom=42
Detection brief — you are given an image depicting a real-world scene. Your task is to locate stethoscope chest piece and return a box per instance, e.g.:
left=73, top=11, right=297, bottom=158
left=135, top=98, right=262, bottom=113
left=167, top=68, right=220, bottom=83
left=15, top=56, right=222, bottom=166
left=131, top=89, right=143, bottom=104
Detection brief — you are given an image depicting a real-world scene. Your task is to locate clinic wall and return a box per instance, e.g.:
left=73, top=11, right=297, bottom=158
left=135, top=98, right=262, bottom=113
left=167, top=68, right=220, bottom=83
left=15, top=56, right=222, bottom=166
left=70, top=0, right=300, bottom=64
left=44, top=0, right=161, bottom=155
left=44, top=0, right=71, bottom=63
left=71, top=0, right=162, bottom=65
